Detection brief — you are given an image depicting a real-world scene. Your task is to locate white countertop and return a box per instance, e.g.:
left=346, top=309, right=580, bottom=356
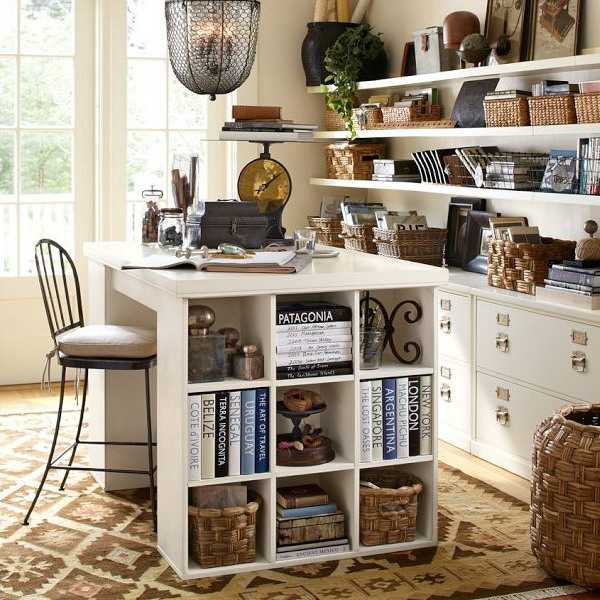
left=84, top=242, right=449, bottom=298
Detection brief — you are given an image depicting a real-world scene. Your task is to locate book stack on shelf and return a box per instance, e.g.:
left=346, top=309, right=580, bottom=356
left=276, top=302, right=353, bottom=380
left=276, top=484, right=349, bottom=561
left=360, top=376, right=432, bottom=463
left=540, top=262, right=600, bottom=310
left=188, top=388, right=269, bottom=481
left=372, top=160, right=421, bottom=183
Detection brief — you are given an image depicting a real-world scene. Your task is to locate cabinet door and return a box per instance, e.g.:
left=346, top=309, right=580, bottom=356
left=437, top=291, right=471, bottom=364
left=438, top=357, right=471, bottom=451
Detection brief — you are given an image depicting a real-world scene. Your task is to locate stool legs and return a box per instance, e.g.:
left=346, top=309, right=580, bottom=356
left=24, top=366, right=67, bottom=526
left=59, top=369, right=88, bottom=491
left=144, top=368, right=157, bottom=532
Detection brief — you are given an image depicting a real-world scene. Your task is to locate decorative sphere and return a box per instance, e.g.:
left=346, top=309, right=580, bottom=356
left=458, top=33, right=491, bottom=65
left=189, top=305, right=215, bottom=334
left=576, top=220, right=600, bottom=260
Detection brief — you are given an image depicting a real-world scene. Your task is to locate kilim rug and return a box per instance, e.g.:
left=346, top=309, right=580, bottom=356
left=0, top=411, right=577, bottom=600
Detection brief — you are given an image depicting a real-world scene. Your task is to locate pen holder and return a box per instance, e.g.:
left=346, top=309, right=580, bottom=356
left=360, top=328, right=385, bottom=370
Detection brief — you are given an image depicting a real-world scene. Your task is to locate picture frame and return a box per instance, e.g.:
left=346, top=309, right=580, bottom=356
left=462, top=210, right=500, bottom=275
left=484, top=0, right=530, bottom=64
left=529, top=0, right=581, bottom=61
left=489, top=216, right=528, bottom=240
left=446, top=198, right=487, bottom=268
left=400, top=42, right=416, bottom=77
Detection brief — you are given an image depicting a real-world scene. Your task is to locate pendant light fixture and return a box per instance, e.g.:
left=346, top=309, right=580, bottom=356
left=165, top=0, right=261, bottom=101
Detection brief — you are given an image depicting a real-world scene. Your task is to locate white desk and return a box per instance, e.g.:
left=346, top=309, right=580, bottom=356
left=84, top=242, right=448, bottom=579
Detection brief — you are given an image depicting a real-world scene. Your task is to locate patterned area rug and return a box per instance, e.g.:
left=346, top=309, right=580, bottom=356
left=0, top=412, right=563, bottom=599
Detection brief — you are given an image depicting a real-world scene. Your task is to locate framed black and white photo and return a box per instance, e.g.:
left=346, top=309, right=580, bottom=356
left=462, top=210, right=500, bottom=275
left=529, top=0, right=581, bottom=60
left=446, top=198, right=487, bottom=268
left=484, top=0, right=530, bottom=63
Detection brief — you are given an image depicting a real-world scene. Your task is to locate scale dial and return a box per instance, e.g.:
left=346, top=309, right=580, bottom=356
left=237, top=157, right=292, bottom=213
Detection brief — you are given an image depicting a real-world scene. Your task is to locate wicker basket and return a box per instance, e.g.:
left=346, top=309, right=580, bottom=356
left=307, top=217, right=344, bottom=248
left=574, top=92, right=600, bottom=124
left=381, top=104, right=442, bottom=127
left=324, top=108, right=347, bottom=131
left=531, top=404, right=600, bottom=588
left=326, top=142, right=386, bottom=181
left=360, top=468, right=422, bottom=546
left=484, top=97, right=530, bottom=127
left=352, top=107, right=384, bottom=130
left=188, top=492, right=260, bottom=569
left=487, top=238, right=576, bottom=295
left=528, top=95, right=576, bottom=126
left=340, top=223, right=377, bottom=254
left=374, top=228, right=447, bottom=266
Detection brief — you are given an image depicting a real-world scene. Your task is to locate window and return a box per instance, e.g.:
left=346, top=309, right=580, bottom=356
left=126, top=0, right=213, bottom=242
left=0, top=0, right=77, bottom=276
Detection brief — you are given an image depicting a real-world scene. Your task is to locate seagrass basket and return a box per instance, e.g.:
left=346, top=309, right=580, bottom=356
left=484, top=97, right=530, bottom=127
left=326, top=142, right=386, bottom=181
left=528, top=95, right=576, bottom=126
left=324, top=108, right=346, bottom=131
left=574, top=92, right=600, bottom=124
left=188, top=492, right=260, bottom=569
left=531, top=404, right=600, bottom=588
left=381, top=104, right=442, bottom=127
left=307, top=217, right=344, bottom=248
left=340, top=223, right=377, bottom=254
left=360, top=468, right=422, bottom=546
left=352, top=107, right=384, bottom=130
left=487, top=238, right=576, bottom=295
left=373, top=227, right=447, bottom=266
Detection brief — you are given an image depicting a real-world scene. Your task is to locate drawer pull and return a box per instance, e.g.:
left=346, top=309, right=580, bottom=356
left=571, top=330, right=588, bottom=346
left=440, top=384, right=451, bottom=403
left=440, top=317, right=452, bottom=334
left=496, top=334, right=510, bottom=353
left=496, top=386, right=510, bottom=402
left=571, top=351, right=587, bottom=373
left=496, top=313, right=511, bottom=327
left=440, top=366, right=452, bottom=380
left=496, top=407, right=510, bottom=426
left=440, top=298, right=452, bottom=311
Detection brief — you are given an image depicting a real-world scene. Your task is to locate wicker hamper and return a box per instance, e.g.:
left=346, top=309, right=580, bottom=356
left=324, top=108, right=347, bottom=131
left=188, top=493, right=260, bottom=569
left=484, top=97, right=530, bottom=127
left=528, top=95, right=576, bottom=126
left=531, top=404, right=600, bottom=588
left=360, top=468, right=422, bottom=546
left=326, top=142, right=386, bottom=181
left=307, top=216, right=344, bottom=248
left=574, top=92, right=600, bottom=124
left=340, top=223, right=377, bottom=254
left=487, top=238, right=576, bottom=295
left=374, top=227, right=447, bottom=266
left=381, top=104, right=442, bottom=127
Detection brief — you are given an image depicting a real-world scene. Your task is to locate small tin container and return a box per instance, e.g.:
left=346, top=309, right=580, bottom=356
left=233, top=345, right=264, bottom=381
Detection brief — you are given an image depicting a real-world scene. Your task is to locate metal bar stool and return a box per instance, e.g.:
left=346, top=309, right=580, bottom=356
left=24, top=239, right=158, bottom=531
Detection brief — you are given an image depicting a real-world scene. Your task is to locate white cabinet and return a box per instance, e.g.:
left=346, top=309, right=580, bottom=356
left=437, top=291, right=471, bottom=364
left=438, top=357, right=471, bottom=452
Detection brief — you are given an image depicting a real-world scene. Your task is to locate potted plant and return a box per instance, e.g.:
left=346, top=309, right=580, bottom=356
left=323, top=24, right=387, bottom=138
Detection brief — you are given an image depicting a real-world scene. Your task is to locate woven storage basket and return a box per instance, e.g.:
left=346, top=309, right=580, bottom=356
left=360, top=468, right=422, bottom=546
left=323, top=108, right=347, bottom=131
left=528, top=95, right=576, bottom=126
left=531, top=404, right=600, bottom=588
left=352, top=107, right=384, bottom=130
left=484, top=97, right=530, bottom=127
left=340, top=223, right=377, bottom=254
left=487, top=238, right=576, bottom=295
left=574, top=92, right=600, bottom=124
left=374, top=227, right=447, bottom=266
left=326, top=142, right=386, bottom=181
left=381, top=104, right=442, bottom=127
left=188, top=492, right=260, bottom=569
left=307, top=217, right=344, bottom=248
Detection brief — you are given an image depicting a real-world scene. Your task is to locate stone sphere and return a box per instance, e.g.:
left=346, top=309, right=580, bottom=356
left=458, top=33, right=491, bottom=65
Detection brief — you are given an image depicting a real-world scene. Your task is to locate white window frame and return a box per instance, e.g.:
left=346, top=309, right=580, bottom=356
left=0, top=0, right=95, bottom=299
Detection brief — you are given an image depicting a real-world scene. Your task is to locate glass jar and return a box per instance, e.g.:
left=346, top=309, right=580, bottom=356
left=158, top=208, right=184, bottom=248
left=185, top=213, right=203, bottom=250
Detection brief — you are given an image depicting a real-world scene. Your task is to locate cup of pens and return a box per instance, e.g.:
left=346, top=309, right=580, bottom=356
left=360, top=328, right=385, bottom=370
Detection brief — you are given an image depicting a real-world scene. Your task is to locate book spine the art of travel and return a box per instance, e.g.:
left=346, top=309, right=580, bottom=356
left=255, top=388, right=269, bottom=474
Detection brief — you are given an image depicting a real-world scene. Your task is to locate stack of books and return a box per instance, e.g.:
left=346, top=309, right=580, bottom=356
left=577, top=138, right=600, bottom=196
left=220, top=105, right=317, bottom=141
left=340, top=200, right=384, bottom=226
left=276, top=484, right=349, bottom=560
left=187, top=388, right=269, bottom=481
left=531, top=80, right=577, bottom=96
left=540, top=262, right=600, bottom=310
left=484, top=159, right=534, bottom=190
left=484, top=89, right=531, bottom=102
left=360, top=375, right=432, bottom=463
left=276, top=302, right=353, bottom=380
left=372, top=160, right=421, bottom=183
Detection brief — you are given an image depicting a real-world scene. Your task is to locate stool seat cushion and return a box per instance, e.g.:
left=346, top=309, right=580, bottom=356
left=56, top=325, right=157, bottom=359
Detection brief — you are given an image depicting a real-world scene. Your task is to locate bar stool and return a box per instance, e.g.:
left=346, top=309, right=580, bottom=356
left=24, top=239, right=158, bottom=531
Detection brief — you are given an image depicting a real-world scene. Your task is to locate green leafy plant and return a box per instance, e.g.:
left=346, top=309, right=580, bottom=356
left=323, top=24, right=384, bottom=139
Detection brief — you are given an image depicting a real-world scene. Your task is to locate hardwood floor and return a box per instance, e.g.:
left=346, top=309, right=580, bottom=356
left=0, top=382, right=77, bottom=416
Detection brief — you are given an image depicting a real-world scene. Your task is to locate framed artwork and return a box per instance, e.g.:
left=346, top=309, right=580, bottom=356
left=529, top=0, right=581, bottom=60
left=401, top=42, right=416, bottom=77
left=462, top=210, right=500, bottom=275
left=484, top=0, right=530, bottom=63
left=489, top=216, right=528, bottom=240
left=446, top=198, right=487, bottom=268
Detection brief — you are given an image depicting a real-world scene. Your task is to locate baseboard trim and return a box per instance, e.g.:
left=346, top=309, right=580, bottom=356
left=476, top=584, right=587, bottom=600
left=471, top=440, right=532, bottom=480
left=439, top=426, right=471, bottom=452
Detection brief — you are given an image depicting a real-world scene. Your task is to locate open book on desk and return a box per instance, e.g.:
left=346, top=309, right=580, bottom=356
left=122, top=251, right=312, bottom=274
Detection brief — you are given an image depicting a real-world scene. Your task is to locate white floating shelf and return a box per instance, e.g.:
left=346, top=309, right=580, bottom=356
left=187, top=378, right=271, bottom=395
left=218, top=131, right=315, bottom=143
left=360, top=364, right=434, bottom=381
left=276, top=374, right=355, bottom=387
left=309, top=178, right=600, bottom=207
left=314, top=123, right=600, bottom=140
left=360, top=455, right=434, bottom=469
left=275, top=457, right=355, bottom=478
left=308, top=53, right=600, bottom=94
left=188, top=472, right=271, bottom=488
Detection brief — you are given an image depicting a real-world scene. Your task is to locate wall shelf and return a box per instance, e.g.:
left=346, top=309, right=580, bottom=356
left=307, top=53, right=600, bottom=94
left=309, top=178, right=600, bottom=207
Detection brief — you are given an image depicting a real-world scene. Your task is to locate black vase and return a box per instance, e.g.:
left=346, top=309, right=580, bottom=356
left=301, top=22, right=389, bottom=87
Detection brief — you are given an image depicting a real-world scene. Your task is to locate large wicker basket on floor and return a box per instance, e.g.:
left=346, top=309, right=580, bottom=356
left=487, top=238, right=576, bottom=295
left=188, top=493, right=260, bottom=569
left=374, top=227, right=447, bottom=266
left=531, top=404, right=600, bottom=588
left=340, top=223, right=377, bottom=254
left=360, top=468, right=423, bottom=546
left=326, top=142, right=386, bottom=181
left=307, top=216, right=344, bottom=248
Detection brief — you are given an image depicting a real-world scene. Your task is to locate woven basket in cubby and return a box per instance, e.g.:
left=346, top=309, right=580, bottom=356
left=528, top=95, right=576, bottom=126
left=307, top=216, right=344, bottom=248
left=340, top=223, right=377, bottom=254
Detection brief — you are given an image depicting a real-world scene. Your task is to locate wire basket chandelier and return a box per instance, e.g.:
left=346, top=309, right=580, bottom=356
left=165, top=0, right=261, bottom=101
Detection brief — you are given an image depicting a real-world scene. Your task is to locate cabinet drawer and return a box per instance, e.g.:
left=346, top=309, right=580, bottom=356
left=437, top=291, right=471, bottom=363
left=476, top=371, right=571, bottom=463
left=438, top=358, right=471, bottom=449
